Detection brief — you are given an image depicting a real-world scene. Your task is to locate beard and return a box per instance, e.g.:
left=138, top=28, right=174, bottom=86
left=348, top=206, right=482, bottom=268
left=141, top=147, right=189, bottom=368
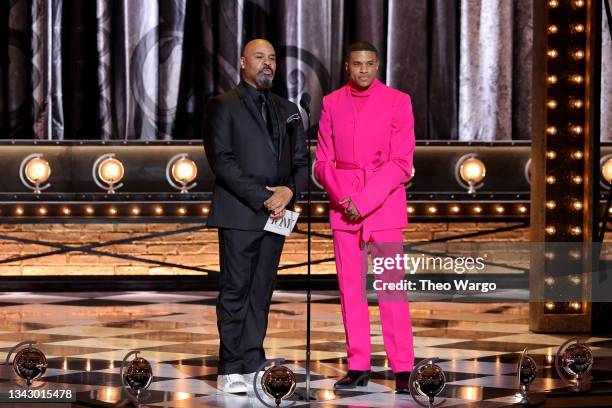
left=255, top=70, right=274, bottom=89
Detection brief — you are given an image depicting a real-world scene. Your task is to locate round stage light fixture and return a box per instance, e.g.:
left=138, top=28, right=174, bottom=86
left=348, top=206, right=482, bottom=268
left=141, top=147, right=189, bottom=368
left=19, top=154, right=51, bottom=194
left=166, top=154, right=198, bottom=193
left=93, top=154, right=125, bottom=194
left=600, top=155, right=612, bottom=188
left=456, top=154, right=486, bottom=194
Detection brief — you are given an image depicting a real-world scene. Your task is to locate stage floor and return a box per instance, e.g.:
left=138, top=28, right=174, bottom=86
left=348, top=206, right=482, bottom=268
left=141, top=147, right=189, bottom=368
left=0, top=291, right=611, bottom=407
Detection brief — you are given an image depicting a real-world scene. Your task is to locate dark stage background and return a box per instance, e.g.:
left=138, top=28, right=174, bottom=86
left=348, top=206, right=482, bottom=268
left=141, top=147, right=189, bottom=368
left=1, top=0, right=540, bottom=141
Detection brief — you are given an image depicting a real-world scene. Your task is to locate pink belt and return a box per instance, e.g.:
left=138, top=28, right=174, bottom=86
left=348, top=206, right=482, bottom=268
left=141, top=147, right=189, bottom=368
left=335, top=159, right=386, bottom=184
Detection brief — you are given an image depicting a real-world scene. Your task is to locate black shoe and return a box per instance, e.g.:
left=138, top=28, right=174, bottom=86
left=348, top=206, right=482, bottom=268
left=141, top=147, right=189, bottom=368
left=395, top=371, right=411, bottom=394
left=334, top=370, right=371, bottom=389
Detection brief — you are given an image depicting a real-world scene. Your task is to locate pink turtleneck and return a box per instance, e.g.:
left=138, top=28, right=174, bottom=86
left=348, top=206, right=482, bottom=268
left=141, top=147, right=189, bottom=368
left=349, top=78, right=379, bottom=113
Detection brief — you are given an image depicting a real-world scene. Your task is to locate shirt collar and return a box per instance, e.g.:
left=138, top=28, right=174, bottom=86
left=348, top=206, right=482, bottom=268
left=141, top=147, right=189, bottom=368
left=240, top=79, right=267, bottom=101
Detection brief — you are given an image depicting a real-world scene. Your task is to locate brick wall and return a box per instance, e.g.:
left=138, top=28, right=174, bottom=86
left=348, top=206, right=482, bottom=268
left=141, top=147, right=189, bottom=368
left=0, top=222, right=533, bottom=276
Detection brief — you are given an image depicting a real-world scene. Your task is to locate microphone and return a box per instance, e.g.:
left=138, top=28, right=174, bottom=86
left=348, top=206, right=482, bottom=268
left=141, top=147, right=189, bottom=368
left=299, top=93, right=311, bottom=117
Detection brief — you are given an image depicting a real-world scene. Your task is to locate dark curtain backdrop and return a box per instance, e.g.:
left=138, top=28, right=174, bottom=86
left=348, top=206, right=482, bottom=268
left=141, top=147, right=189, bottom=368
left=0, top=0, right=534, bottom=141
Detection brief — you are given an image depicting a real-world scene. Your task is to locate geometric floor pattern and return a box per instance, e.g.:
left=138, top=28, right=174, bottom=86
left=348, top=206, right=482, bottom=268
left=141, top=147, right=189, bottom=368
left=0, top=291, right=611, bottom=407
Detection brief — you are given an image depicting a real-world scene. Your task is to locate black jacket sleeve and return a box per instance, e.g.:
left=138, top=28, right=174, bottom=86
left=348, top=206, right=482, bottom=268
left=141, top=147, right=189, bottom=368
left=203, top=97, right=272, bottom=211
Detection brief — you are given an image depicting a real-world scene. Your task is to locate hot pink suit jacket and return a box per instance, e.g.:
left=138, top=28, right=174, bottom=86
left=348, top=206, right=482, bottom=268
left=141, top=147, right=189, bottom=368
left=314, top=79, right=416, bottom=232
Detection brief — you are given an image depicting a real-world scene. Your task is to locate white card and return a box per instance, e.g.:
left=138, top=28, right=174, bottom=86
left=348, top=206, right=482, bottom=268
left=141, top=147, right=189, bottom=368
left=264, top=209, right=299, bottom=236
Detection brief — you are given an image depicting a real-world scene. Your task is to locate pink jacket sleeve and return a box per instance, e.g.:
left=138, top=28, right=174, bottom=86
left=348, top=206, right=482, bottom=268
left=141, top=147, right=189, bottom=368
left=314, top=96, right=347, bottom=206
left=350, top=93, right=415, bottom=217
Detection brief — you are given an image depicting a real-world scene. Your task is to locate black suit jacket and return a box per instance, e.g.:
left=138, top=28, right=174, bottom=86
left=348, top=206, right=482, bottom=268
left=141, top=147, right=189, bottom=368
left=203, top=82, right=309, bottom=231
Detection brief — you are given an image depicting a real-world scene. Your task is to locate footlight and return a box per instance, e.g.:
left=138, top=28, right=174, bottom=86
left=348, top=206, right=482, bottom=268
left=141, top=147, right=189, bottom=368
left=409, top=358, right=446, bottom=407
left=555, top=337, right=593, bottom=392
left=120, top=350, right=152, bottom=404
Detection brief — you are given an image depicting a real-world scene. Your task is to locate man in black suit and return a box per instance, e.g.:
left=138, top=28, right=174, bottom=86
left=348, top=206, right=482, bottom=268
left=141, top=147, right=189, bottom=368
left=203, top=39, right=308, bottom=393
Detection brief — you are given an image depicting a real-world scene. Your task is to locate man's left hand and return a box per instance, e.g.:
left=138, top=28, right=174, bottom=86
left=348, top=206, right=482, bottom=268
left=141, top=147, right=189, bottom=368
left=264, top=186, right=293, bottom=215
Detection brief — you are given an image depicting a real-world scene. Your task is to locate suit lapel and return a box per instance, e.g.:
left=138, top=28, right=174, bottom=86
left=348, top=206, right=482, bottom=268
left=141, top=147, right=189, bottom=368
left=235, top=85, right=276, bottom=155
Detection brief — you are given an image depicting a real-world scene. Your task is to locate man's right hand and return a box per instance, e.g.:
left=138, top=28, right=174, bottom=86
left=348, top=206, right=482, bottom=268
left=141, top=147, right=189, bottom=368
left=339, top=197, right=361, bottom=221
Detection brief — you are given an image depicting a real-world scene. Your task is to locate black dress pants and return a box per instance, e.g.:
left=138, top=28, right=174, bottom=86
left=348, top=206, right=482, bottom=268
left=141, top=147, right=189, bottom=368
left=216, top=228, right=285, bottom=375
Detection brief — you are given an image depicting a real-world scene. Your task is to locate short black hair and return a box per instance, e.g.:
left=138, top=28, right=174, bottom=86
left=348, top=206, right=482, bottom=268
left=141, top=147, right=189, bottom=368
left=345, top=41, right=378, bottom=62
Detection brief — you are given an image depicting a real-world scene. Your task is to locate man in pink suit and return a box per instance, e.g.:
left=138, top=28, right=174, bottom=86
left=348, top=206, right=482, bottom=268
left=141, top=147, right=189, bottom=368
left=314, top=41, right=415, bottom=393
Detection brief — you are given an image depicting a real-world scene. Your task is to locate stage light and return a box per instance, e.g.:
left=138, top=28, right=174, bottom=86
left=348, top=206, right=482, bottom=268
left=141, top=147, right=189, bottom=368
left=38, top=207, right=47, bottom=215
left=570, top=226, right=582, bottom=236
left=547, top=100, right=558, bottom=109
left=569, top=74, right=584, bottom=84
left=15, top=207, right=24, bottom=215
left=570, top=23, right=585, bottom=33
left=546, top=151, right=556, bottom=159
left=85, top=206, right=94, bottom=215
left=573, top=0, right=585, bottom=7
left=178, top=207, right=187, bottom=215
left=154, top=206, right=163, bottom=215
left=545, top=251, right=555, bottom=260
left=544, top=277, right=555, bottom=286
left=131, top=207, right=140, bottom=215
left=569, top=99, right=583, bottom=109
left=547, top=75, right=558, bottom=84
left=570, top=302, right=581, bottom=311
left=570, top=125, right=583, bottom=135
left=201, top=206, right=210, bottom=214
left=548, top=25, right=558, bottom=34
left=108, top=207, right=117, bottom=215
left=407, top=206, right=415, bottom=214
left=571, top=151, right=583, bottom=159
left=495, top=205, right=505, bottom=214
left=20, top=154, right=51, bottom=194
left=546, top=201, right=556, bottom=210
left=172, top=159, right=197, bottom=183
left=569, top=275, right=581, bottom=285
left=62, top=207, right=71, bottom=215
left=94, top=154, right=124, bottom=194
left=548, top=0, right=559, bottom=7
left=167, top=154, right=198, bottom=193
left=24, top=157, right=51, bottom=184
left=569, top=249, right=581, bottom=260
left=457, top=155, right=486, bottom=194
left=572, top=49, right=585, bottom=60
left=545, top=302, right=556, bottom=311
left=572, top=175, right=583, bottom=184
left=473, top=205, right=482, bottom=214
left=546, top=126, right=557, bottom=135
left=547, top=49, right=558, bottom=58
left=427, top=206, right=437, bottom=214
left=99, top=159, right=123, bottom=183
left=451, top=205, right=460, bottom=213
left=545, top=226, right=556, bottom=235
left=601, top=157, right=612, bottom=183
left=316, top=206, right=324, bottom=214
left=571, top=201, right=583, bottom=211
left=546, top=175, right=556, bottom=184
left=518, top=205, right=528, bottom=213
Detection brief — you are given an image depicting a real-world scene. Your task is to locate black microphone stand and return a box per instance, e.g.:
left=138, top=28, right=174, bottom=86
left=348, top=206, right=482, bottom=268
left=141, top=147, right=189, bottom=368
left=299, top=95, right=314, bottom=401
